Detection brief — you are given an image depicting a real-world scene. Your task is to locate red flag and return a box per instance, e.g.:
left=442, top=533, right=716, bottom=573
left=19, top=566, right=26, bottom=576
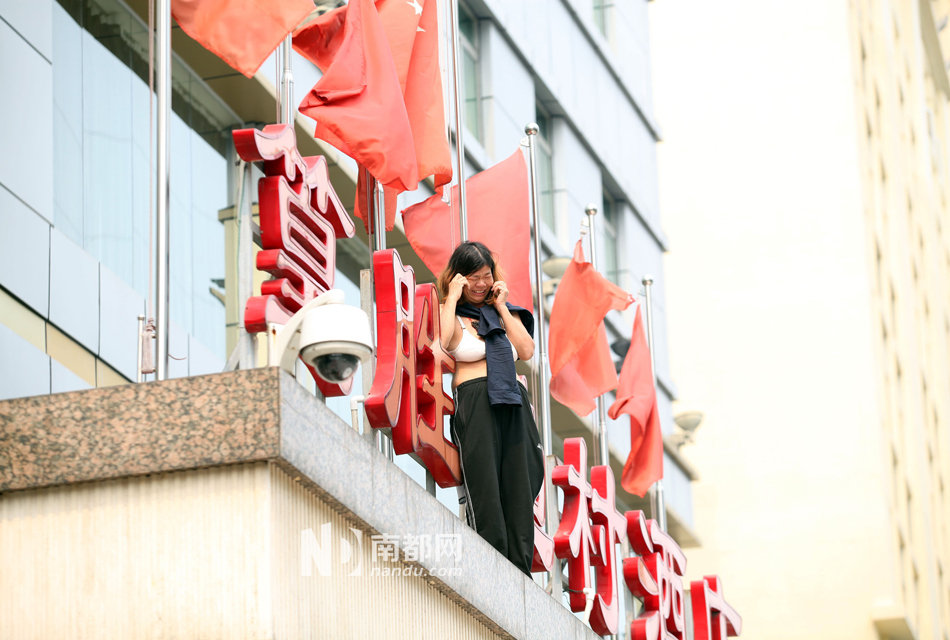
left=609, top=305, right=663, bottom=497
left=401, top=149, right=531, bottom=309
left=380, top=0, right=452, bottom=189
left=295, top=0, right=418, bottom=193
left=171, top=0, right=313, bottom=78
left=354, top=0, right=453, bottom=230
left=296, top=0, right=449, bottom=231
left=548, top=241, right=633, bottom=417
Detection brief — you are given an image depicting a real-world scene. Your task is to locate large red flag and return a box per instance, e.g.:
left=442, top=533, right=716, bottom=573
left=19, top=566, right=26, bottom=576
left=296, top=0, right=450, bottom=231
left=171, top=0, right=313, bottom=78
left=381, top=0, right=452, bottom=188
left=608, top=305, right=663, bottom=497
left=354, top=0, right=453, bottom=230
left=295, top=0, right=418, bottom=193
left=548, top=241, right=633, bottom=417
left=401, top=149, right=531, bottom=309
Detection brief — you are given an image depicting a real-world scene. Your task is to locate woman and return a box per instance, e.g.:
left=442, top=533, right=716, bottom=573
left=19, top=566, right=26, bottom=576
left=438, top=241, right=544, bottom=576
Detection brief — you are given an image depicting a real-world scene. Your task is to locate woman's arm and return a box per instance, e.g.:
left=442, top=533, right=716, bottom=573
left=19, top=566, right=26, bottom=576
left=492, top=281, right=534, bottom=360
left=439, top=274, right=468, bottom=351
left=498, top=308, right=534, bottom=360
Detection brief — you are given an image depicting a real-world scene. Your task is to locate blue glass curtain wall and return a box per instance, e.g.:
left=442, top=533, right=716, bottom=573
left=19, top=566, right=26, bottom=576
left=52, top=0, right=240, bottom=361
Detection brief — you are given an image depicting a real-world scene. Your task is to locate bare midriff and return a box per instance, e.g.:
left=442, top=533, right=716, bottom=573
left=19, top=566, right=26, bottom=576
left=453, top=358, right=488, bottom=387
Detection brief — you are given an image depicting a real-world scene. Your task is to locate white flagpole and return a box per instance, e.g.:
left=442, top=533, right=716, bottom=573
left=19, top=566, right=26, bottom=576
left=154, top=0, right=171, bottom=380
left=585, top=205, right=611, bottom=467
left=641, top=275, right=667, bottom=531
left=279, top=36, right=294, bottom=125
left=447, top=0, right=468, bottom=240
left=525, top=122, right=561, bottom=598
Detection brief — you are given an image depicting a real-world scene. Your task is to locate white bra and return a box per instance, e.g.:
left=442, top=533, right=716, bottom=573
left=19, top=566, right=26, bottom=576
left=447, top=317, right=517, bottom=362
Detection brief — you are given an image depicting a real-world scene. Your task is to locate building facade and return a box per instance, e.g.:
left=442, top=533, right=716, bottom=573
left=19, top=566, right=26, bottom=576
left=0, top=0, right=699, bottom=636
left=654, top=0, right=950, bottom=637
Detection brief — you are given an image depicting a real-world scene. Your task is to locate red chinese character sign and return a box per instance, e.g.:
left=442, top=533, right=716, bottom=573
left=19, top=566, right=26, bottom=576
left=233, top=124, right=355, bottom=328
left=413, top=283, right=460, bottom=487
left=366, top=249, right=461, bottom=487
left=625, top=510, right=687, bottom=640
left=553, top=438, right=601, bottom=612
left=690, top=575, right=741, bottom=640
left=232, top=124, right=356, bottom=395
left=552, top=437, right=627, bottom=635
left=588, top=459, right=628, bottom=635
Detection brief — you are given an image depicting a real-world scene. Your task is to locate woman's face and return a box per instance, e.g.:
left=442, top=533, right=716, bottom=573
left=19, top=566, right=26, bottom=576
left=462, top=265, right=494, bottom=305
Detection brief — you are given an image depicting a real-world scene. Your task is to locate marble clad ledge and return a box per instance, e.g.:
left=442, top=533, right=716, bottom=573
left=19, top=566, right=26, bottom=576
left=0, top=368, right=287, bottom=491
left=0, top=368, right=603, bottom=640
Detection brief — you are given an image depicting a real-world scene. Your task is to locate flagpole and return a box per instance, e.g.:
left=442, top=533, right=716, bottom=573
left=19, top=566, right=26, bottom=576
left=641, top=275, right=667, bottom=532
left=585, top=205, right=611, bottom=468
left=447, top=0, right=468, bottom=240
left=154, top=0, right=171, bottom=380
left=525, top=123, right=561, bottom=598
left=278, top=36, right=294, bottom=125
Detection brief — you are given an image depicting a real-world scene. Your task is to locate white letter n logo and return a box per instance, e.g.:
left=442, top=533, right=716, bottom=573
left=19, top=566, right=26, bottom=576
left=300, top=524, right=332, bottom=577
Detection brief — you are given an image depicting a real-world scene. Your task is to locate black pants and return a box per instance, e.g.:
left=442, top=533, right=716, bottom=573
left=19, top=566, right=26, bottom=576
left=452, top=378, right=544, bottom=575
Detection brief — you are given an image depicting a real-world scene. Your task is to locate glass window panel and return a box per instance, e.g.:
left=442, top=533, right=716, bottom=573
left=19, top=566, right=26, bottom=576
left=601, top=195, right=619, bottom=282
left=458, top=4, right=476, bottom=43
left=537, top=144, right=554, bottom=232
left=53, top=4, right=84, bottom=245
left=535, top=106, right=555, bottom=233
left=190, top=132, right=227, bottom=358
left=169, top=113, right=194, bottom=334
left=593, top=0, right=608, bottom=36
left=130, top=73, right=151, bottom=299
left=462, top=50, right=480, bottom=141
left=81, top=29, right=133, bottom=277
left=54, top=0, right=239, bottom=365
left=459, top=2, right=481, bottom=143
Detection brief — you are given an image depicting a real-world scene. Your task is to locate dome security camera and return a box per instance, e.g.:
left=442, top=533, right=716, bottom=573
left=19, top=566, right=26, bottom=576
left=297, top=301, right=374, bottom=384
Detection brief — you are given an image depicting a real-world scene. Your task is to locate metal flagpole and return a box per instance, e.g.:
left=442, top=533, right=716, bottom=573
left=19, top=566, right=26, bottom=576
left=447, top=0, right=468, bottom=240
left=154, top=0, right=171, bottom=380
left=525, top=123, right=561, bottom=598
left=585, top=205, right=610, bottom=467
left=279, top=36, right=294, bottom=125
left=641, top=275, right=667, bottom=532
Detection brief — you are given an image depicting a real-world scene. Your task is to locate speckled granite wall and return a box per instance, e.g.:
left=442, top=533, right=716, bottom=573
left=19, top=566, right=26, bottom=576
left=0, top=369, right=600, bottom=640
left=0, top=368, right=283, bottom=491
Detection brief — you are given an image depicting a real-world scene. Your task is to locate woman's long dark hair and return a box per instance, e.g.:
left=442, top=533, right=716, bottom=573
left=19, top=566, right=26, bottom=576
left=437, top=241, right=503, bottom=299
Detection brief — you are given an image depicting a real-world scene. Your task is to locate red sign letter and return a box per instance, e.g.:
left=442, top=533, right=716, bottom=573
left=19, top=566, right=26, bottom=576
left=232, top=124, right=355, bottom=331
left=366, top=251, right=461, bottom=488
left=690, top=575, right=741, bottom=640
left=552, top=437, right=601, bottom=612
left=366, top=249, right=416, bottom=451
left=624, top=510, right=687, bottom=640
left=588, top=463, right=628, bottom=635
left=233, top=123, right=357, bottom=396
left=413, top=283, right=461, bottom=487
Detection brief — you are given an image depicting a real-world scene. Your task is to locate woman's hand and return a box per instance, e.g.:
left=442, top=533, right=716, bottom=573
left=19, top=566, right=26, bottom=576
left=491, top=280, right=509, bottom=309
left=447, top=273, right=468, bottom=303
